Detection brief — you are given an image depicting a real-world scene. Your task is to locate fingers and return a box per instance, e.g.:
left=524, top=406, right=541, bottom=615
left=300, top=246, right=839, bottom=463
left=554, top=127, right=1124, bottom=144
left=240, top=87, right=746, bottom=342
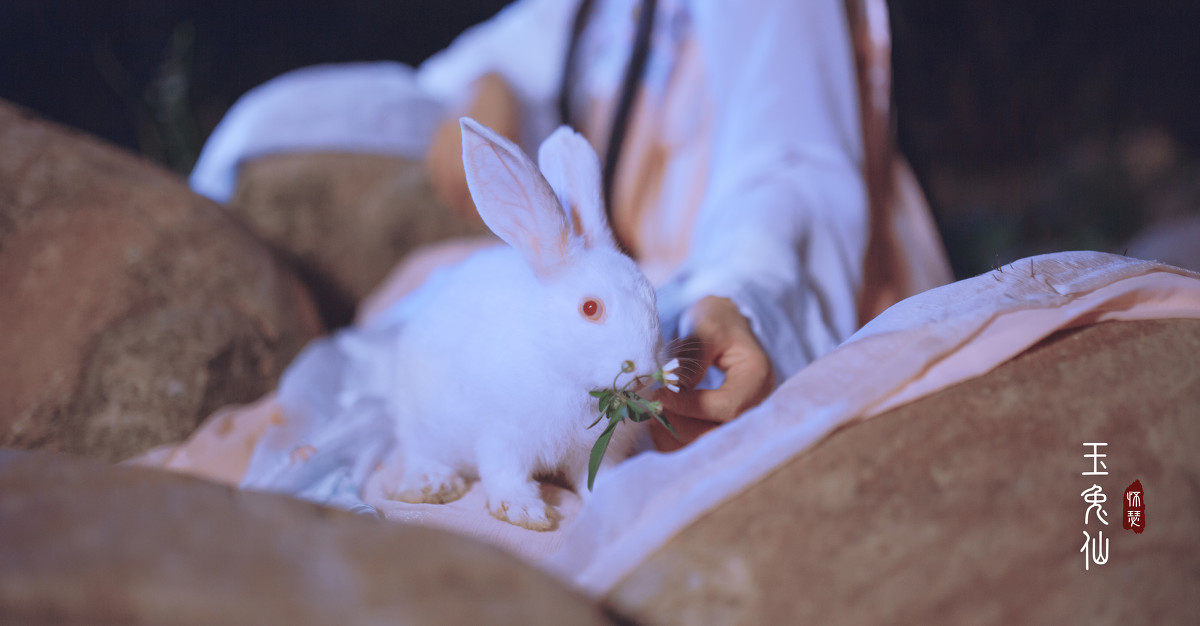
left=656, top=296, right=774, bottom=425
left=655, top=347, right=771, bottom=423
left=651, top=343, right=770, bottom=450
left=666, top=337, right=710, bottom=389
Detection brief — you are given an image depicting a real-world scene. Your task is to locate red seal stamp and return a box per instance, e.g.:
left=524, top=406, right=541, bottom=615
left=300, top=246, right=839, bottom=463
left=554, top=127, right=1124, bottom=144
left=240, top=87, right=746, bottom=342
left=1122, top=480, right=1144, bottom=534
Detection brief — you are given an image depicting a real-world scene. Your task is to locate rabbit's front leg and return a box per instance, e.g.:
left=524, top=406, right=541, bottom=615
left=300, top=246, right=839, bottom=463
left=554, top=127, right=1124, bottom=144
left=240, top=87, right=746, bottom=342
left=477, top=446, right=556, bottom=531
left=383, top=454, right=469, bottom=505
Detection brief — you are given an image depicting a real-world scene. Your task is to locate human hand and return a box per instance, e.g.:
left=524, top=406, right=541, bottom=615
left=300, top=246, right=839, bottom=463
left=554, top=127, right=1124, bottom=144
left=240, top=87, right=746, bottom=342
left=652, top=296, right=773, bottom=451
left=425, top=73, right=522, bottom=224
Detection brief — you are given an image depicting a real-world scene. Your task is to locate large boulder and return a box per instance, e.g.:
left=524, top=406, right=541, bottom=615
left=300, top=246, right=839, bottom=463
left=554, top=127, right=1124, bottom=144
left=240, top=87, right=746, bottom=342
left=0, top=101, right=322, bottom=462
left=609, top=318, right=1200, bottom=624
left=229, top=152, right=487, bottom=327
left=0, top=450, right=614, bottom=625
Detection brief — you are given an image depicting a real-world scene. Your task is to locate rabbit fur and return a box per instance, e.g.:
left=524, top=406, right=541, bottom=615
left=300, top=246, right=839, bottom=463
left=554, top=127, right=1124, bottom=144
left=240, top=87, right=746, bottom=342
left=383, top=117, right=663, bottom=531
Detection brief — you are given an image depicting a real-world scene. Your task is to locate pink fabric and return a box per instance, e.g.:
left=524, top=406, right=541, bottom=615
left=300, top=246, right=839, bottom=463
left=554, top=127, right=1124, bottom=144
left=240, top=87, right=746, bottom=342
left=134, top=251, right=1200, bottom=595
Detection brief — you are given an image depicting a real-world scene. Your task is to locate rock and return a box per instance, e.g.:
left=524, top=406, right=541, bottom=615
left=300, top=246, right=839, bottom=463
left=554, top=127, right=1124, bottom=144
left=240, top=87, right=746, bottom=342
left=0, top=450, right=615, bottom=626
left=0, top=100, right=322, bottom=462
left=609, top=318, right=1200, bottom=624
left=229, top=152, right=488, bottom=327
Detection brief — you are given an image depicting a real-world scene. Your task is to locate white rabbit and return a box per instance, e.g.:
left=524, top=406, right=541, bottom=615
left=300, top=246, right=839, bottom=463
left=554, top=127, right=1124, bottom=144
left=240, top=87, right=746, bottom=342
left=383, top=117, right=663, bottom=531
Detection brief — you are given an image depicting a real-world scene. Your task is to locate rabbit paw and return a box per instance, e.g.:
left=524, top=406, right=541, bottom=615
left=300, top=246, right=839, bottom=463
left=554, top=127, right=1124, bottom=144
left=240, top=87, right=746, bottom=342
left=487, top=490, right=557, bottom=531
left=385, top=467, right=469, bottom=504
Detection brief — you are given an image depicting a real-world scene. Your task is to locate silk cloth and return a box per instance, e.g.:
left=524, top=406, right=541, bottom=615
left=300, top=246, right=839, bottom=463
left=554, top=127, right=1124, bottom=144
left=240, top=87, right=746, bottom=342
left=135, top=251, right=1200, bottom=595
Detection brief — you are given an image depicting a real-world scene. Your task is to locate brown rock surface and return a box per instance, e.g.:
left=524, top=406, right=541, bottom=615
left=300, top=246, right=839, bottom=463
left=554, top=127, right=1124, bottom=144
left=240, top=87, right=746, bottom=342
left=609, top=318, right=1200, bottom=625
left=0, top=450, right=615, bottom=625
left=230, top=152, right=487, bottom=327
left=0, top=101, right=322, bottom=462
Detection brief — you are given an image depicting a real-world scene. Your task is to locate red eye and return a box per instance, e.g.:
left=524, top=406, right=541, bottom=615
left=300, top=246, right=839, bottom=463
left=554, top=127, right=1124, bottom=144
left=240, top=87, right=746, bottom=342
left=580, top=297, right=605, bottom=322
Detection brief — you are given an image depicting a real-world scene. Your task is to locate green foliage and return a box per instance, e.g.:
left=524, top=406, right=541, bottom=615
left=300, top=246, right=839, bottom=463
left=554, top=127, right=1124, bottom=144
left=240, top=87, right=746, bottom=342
left=586, top=361, right=679, bottom=490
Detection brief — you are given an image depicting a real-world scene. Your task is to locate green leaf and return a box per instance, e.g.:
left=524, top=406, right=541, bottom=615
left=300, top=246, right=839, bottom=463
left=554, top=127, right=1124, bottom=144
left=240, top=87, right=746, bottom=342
left=598, top=393, right=613, bottom=416
left=627, top=395, right=652, bottom=414
left=586, top=361, right=683, bottom=487
left=653, top=411, right=680, bottom=439
left=626, top=394, right=663, bottom=423
left=588, top=419, right=620, bottom=490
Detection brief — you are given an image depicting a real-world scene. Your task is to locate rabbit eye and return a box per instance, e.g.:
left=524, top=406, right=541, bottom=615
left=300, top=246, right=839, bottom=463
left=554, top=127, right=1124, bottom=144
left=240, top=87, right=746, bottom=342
left=580, top=297, right=605, bottom=323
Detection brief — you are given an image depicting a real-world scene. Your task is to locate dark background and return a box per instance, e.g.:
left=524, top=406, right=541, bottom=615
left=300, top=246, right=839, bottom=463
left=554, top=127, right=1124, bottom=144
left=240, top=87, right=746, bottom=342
left=2, top=0, right=1198, bottom=277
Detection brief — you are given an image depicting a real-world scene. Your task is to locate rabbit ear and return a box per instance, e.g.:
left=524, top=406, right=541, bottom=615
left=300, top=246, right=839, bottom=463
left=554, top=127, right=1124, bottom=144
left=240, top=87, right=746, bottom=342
left=537, top=126, right=615, bottom=251
left=460, top=117, right=571, bottom=276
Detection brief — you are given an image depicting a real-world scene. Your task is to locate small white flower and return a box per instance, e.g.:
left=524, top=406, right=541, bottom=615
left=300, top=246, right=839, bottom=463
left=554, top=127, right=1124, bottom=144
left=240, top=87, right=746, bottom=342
left=661, top=358, right=681, bottom=392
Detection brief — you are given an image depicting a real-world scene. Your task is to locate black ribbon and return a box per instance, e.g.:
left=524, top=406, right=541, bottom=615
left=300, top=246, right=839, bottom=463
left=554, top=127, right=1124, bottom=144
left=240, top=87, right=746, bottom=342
left=559, top=0, right=659, bottom=254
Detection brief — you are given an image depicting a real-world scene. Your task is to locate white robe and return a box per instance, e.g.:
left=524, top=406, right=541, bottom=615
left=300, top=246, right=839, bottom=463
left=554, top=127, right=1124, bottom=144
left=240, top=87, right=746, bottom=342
left=190, top=0, right=868, bottom=385
left=416, top=0, right=868, bottom=384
